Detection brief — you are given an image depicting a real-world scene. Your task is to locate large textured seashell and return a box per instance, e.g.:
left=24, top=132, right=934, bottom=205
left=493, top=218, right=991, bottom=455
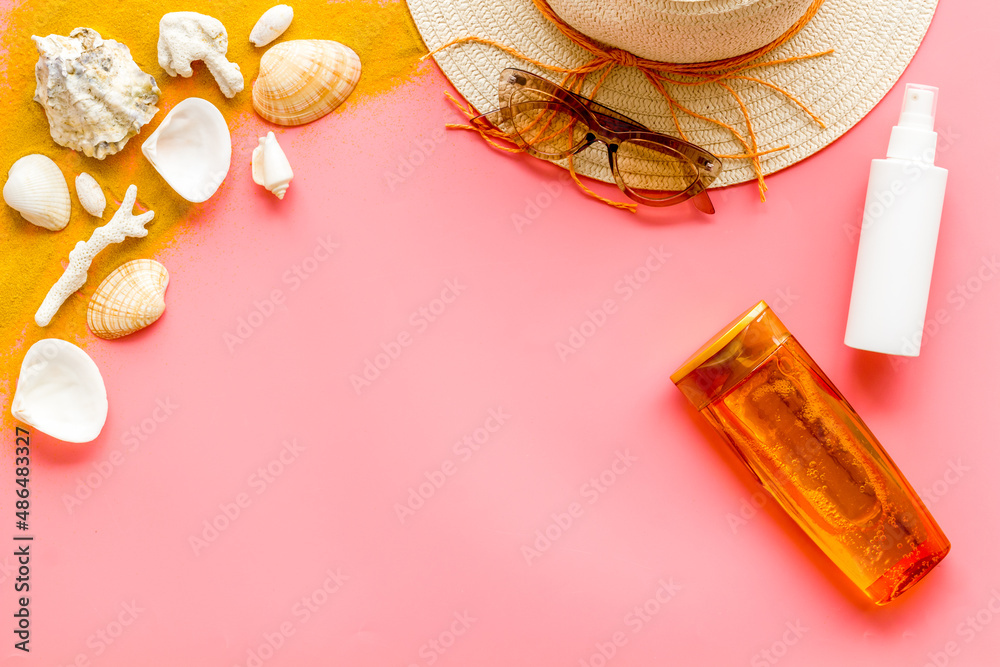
left=33, top=28, right=160, bottom=159
left=11, top=338, right=108, bottom=443
left=252, top=40, right=361, bottom=126
left=141, top=98, right=232, bottom=203
left=250, top=5, right=293, bottom=48
left=87, top=259, right=169, bottom=340
left=252, top=131, right=293, bottom=199
left=3, top=154, right=71, bottom=231
left=75, top=172, right=106, bottom=218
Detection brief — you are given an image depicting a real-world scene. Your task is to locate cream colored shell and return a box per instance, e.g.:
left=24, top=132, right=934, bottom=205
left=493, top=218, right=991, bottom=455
left=3, top=154, right=71, bottom=231
left=87, top=259, right=169, bottom=339
left=75, top=172, right=106, bottom=218
left=252, top=40, right=361, bottom=126
left=250, top=5, right=293, bottom=48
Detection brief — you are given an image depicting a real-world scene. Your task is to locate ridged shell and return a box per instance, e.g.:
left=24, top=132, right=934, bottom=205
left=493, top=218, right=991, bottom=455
left=252, top=40, right=361, bottom=126
left=250, top=5, right=293, bottom=48
left=87, top=259, right=169, bottom=339
left=3, top=154, right=71, bottom=231
left=75, top=172, right=106, bottom=218
left=33, top=28, right=160, bottom=159
left=11, top=338, right=108, bottom=443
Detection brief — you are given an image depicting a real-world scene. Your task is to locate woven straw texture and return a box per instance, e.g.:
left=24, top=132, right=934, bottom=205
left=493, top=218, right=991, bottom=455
left=547, top=0, right=816, bottom=63
left=405, top=0, right=939, bottom=188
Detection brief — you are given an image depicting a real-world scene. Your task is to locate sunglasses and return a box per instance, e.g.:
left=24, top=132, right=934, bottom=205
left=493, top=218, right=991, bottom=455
left=475, top=69, right=723, bottom=214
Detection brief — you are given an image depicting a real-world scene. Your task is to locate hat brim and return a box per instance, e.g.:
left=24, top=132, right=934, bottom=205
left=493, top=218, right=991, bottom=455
left=405, top=0, right=938, bottom=188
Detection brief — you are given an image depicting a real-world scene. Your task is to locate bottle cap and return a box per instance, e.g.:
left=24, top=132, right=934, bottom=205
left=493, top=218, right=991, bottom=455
left=671, top=301, right=791, bottom=410
left=887, top=83, right=939, bottom=162
left=897, top=84, right=938, bottom=131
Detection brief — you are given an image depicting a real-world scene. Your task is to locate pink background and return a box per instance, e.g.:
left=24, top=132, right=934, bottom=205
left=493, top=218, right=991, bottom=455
left=6, top=1, right=1000, bottom=666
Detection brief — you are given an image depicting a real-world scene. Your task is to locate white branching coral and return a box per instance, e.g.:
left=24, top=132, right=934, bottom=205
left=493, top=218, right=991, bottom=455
left=157, top=12, right=244, bottom=98
left=35, top=185, right=155, bottom=327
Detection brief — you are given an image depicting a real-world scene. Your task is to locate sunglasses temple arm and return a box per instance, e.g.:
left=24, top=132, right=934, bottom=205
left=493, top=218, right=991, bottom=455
left=691, top=188, right=715, bottom=215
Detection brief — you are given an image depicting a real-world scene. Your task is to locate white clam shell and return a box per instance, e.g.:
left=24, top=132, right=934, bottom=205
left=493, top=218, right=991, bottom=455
left=87, top=259, right=169, bottom=339
left=32, top=28, right=160, bottom=159
left=252, top=131, right=294, bottom=199
left=252, top=40, right=361, bottom=126
left=11, top=338, right=108, bottom=443
left=250, top=5, right=293, bottom=48
left=141, top=98, right=232, bottom=203
left=3, top=154, right=71, bottom=231
left=75, top=172, right=106, bottom=218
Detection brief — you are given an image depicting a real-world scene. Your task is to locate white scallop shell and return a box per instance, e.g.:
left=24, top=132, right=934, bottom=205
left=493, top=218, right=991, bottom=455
left=33, top=28, right=160, bottom=159
left=11, top=338, right=108, bottom=443
left=252, top=40, right=361, bottom=126
left=87, top=259, right=169, bottom=339
left=250, top=5, right=293, bottom=48
left=3, top=154, right=71, bottom=231
left=141, top=98, right=232, bottom=203
left=252, top=131, right=293, bottom=199
left=75, top=172, right=106, bottom=218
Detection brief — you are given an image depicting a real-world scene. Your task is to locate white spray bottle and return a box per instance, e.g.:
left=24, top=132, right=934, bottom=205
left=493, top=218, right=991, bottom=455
left=845, top=83, right=948, bottom=356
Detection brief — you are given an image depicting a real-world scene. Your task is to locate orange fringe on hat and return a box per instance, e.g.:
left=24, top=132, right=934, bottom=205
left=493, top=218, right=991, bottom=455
left=424, top=0, right=833, bottom=212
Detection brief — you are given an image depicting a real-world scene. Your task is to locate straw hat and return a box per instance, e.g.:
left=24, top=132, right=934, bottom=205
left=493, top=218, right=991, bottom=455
left=405, top=0, right=939, bottom=189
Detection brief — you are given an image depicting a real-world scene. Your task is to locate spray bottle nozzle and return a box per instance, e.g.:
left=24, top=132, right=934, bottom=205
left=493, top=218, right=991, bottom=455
left=897, top=84, right=938, bottom=131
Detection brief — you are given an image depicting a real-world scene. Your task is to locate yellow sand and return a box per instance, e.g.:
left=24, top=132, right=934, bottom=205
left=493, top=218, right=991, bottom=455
left=0, top=0, right=427, bottom=430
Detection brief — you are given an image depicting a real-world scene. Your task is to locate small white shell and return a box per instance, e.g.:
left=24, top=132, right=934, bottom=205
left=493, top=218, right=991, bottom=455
left=3, top=154, right=71, bottom=231
left=250, top=5, right=293, bottom=48
left=87, top=259, right=169, bottom=339
left=141, top=98, right=232, bottom=203
left=75, top=172, right=106, bottom=218
left=252, top=131, right=293, bottom=199
left=11, top=338, right=109, bottom=443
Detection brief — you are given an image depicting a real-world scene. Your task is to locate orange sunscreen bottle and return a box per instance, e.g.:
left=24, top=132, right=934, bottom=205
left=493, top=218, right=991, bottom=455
left=672, top=301, right=949, bottom=604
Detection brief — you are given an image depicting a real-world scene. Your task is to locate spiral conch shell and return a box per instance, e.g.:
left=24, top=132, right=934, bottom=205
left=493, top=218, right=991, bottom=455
left=3, top=154, right=71, bottom=231
left=87, top=259, right=169, bottom=340
left=252, top=132, right=293, bottom=199
left=252, top=40, right=361, bottom=126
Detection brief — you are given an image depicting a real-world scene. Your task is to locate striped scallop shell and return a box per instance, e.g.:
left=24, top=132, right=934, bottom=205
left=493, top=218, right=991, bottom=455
left=87, top=259, right=169, bottom=340
left=252, top=40, right=361, bottom=126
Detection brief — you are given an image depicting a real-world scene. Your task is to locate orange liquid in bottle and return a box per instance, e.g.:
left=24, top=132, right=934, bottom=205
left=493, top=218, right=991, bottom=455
left=674, top=302, right=949, bottom=604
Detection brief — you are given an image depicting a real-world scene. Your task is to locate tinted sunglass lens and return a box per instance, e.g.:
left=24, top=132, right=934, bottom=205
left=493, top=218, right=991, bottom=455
left=504, top=89, right=590, bottom=159
left=615, top=139, right=700, bottom=202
